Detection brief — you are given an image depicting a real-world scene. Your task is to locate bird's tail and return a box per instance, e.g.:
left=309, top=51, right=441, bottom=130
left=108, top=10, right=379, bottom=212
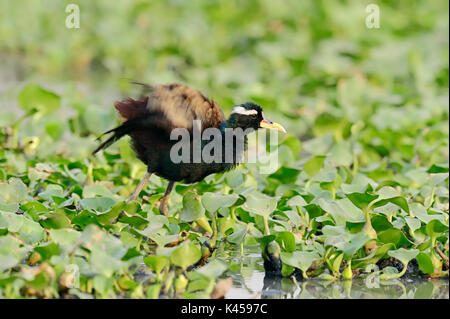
left=92, top=118, right=143, bottom=155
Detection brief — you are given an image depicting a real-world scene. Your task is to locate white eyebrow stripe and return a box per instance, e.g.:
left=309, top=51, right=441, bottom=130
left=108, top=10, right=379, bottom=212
left=231, top=106, right=258, bottom=115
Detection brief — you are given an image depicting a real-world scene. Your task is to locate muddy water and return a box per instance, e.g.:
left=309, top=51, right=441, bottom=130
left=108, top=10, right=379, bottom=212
left=216, top=244, right=449, bottom=299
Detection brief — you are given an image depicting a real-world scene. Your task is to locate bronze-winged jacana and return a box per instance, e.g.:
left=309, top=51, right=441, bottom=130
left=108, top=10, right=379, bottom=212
left=93, top=83, right=286, bottom=215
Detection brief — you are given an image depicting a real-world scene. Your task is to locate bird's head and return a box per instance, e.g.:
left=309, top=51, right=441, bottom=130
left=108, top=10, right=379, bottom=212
left=227, top=102, right=287, bottom=133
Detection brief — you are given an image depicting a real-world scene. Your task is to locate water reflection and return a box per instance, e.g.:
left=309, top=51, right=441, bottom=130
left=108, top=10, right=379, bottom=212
left=216, top=244, right=449, bottom=299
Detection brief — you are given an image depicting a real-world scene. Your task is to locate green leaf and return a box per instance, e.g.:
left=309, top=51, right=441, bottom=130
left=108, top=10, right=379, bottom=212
left=318, top=197, right=365, bottom=225
left=425, top=219, right=449, bottom=237
left=276, top=231, right=296, bottom=252
left=80, top=197, right=116, bottom=213
left=428, top=173, right=448, bottom=186
left=144, top=255, right=170, bottom=274
left=180, top=191, right=205, bottom=222
left=353, top=243, right=395, bottom=268
left=243, top=193, right=278, bottom=218
left=303, top=156, right=326, bottom=176
left=346, top=192, right=378, bottom=210
left=0, top=212, right=46, bottom=244
left=201, top=192, right=239, bottom=213
left=387, top=248, right=419, bottom=265
left=416, top=253, right=434, bottom=274
left=280, top=251, right=319, bottom=273
left=82, top=185, right=115, bottom=198
left=195, top=260, right=227, bottom=278
left=18, top=84, right=60, bottom=115
left=170, top=243, right=201, bottom=270
left=378, top=228, right=413, bottom=247
left=322, top=226, right=370, bottom=257
left=0, top=178, right=28, bottom=204
left=371, top=187, right=410, bottom=214
left=227, top=223, right=247, bottom=245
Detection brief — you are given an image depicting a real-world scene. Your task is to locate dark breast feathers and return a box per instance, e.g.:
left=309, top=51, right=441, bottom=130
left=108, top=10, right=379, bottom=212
left=107, top=83, right=233, bottom=183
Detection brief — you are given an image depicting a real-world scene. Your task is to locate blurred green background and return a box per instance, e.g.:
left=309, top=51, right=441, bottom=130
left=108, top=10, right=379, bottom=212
left=0, top=0, right=448, bottom=162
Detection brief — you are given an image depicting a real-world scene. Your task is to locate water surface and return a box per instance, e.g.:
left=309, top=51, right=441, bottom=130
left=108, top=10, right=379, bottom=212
left=216, top=244, right=449, bottom=299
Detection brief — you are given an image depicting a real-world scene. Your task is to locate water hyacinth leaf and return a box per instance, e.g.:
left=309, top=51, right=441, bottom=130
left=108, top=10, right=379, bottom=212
left=332, top=253, right=344, bottom=274
left=346, top=192, right=378, bottom=210
left=387, top=248, right=419, bottom=265
left=243, top=193, right=278, bottom=218
left=322, top=225, right=370, bottom=257
left=80, top=197, right=116, bottom=213
left=138, top=215, right=169, bottom=236
left=180, top=191, right=205, bottom=222
left=280, top=251, right=319, bottom=273
left=38, top=184, right=64, bottom=201
left=341, top=232, right=371, bottom=257
left=286, top=195, right=308, bottom=208
left=144, top=255, right=170, bottom=274
left=371, top=196, right=410, bottom=214
left=376, top=186, right=400, bottom=199
left=416, top=252, right=434, bottom=274
left=0, top=212, right=45, bottom=244
left=40, top=210, right=72, bottom=229
left=427, top=164, right=449, bottom=174
left=314, top=166, right=338, bottom=184
left=282, top=135, right=302, bottom=156
left=34, top=242, right=60, bottom=260
left=0, top=178, right=28, bottom=204
left=318, top=198, right=365, bottom=225
left=404, top=216, right=421, bottom=232
left=270, top=166, right=301, bottom=184
left=195, top=260, right=227, bottom=278
left=0, top=202, right=19, bottom=213
left=0, top=235, right=30, bottom=272
left=276, top=231, right=296, bottom=252
left=329, top=141, right=353, bottom=166
left=428, top=173, right=449, bottom=186
left=45, top=120, right=65, bottom=140
left=0, top=255, right=19, bottom=272
left=303, top=155, right=326, bottom=176
left=18, top=84, right=61, bottom=115
left=201, top=192, right=239, bottom=213
left=411, top=203, right=446, bottom=224
left=353, top=243, right=395, bottom=268
left=227, top=223, right=247, bottom=244
left=49, top=228, right=81, bottom=250
left=425, top=219, right=449, bottom=237
left=225, top=170, right=245, bottom=188
left=170, top=243, right=201, bottom=270
left=148, top=230, right=179, bottom=247
left=82, top=185, right=116, bottom=198
left=283, top=210, right=301, bottom=227
left=378, top=228, right=413, bottom=247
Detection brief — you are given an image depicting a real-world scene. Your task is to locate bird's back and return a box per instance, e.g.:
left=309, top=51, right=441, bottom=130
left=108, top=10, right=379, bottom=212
left=107, top=83, right=233, bottom=183
left=115, top=83, right=225, bottom=133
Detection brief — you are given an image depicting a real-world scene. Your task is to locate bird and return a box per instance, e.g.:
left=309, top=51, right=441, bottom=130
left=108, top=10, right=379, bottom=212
left=93, top=83, right=286, bottom=216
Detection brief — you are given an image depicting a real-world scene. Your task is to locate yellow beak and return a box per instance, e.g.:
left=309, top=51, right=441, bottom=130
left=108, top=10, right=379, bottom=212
left=259, top=120, right=287, bottom=133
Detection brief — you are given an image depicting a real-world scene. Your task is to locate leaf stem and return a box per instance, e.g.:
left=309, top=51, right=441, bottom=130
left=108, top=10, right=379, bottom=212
left=263, top=216, right=270, bottom=235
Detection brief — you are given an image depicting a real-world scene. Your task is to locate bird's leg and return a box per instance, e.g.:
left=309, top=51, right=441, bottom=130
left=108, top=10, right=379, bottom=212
left=126, top=171, right=152, bottom=203
left=159, top=181, right=175, bottom=216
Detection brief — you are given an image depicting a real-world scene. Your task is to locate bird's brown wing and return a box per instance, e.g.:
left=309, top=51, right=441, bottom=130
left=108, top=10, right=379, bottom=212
left=115, top=83, right=225, bottom=133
